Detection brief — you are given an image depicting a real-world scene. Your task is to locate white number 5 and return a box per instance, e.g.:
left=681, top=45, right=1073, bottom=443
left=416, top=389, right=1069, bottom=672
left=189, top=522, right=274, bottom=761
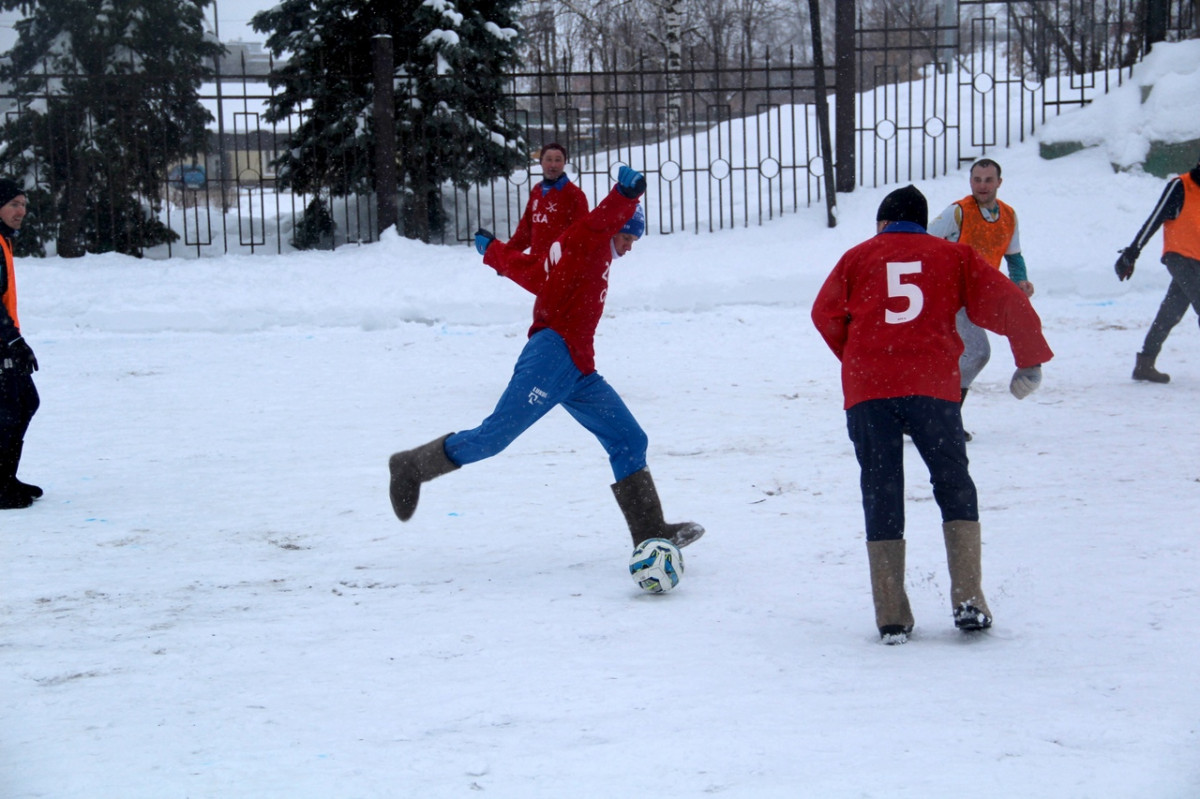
left=885, top=261, right=923, bottom=324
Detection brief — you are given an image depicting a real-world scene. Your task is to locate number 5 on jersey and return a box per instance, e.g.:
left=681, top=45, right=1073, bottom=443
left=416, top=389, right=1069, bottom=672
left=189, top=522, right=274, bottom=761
left=886, top=261, right=923, bottom=324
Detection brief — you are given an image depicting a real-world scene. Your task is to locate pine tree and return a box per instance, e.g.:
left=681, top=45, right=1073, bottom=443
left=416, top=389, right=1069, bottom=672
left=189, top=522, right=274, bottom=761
left=0, top=0, right=221, bottom=257
left=252, top=0, right=526, bottom=243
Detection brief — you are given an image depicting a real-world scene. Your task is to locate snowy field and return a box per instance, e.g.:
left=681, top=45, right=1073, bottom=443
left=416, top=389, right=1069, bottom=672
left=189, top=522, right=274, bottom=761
left=4, top=55, right=1200, bottom=798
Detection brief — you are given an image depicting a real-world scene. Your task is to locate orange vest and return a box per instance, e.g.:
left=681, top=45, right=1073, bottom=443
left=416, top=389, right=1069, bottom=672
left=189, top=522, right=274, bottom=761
left=955, top=196, right=1016, bottom=269
left=0, top=234, right=16, bottom=329
left=1163, top=172, right=1200, bottom=262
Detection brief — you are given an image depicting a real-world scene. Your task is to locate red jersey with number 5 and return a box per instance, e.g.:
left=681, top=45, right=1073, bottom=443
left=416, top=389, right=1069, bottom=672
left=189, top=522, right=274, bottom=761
left=811, top=229, right=1053, bottom=409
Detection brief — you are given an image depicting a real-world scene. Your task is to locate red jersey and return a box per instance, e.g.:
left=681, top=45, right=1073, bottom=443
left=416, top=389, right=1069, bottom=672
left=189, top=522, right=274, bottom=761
left=486, top=186, right=638, bottom=375
left=506, top=177, right=589, bottom=256
left=812, top=227, right=1053, bottom=409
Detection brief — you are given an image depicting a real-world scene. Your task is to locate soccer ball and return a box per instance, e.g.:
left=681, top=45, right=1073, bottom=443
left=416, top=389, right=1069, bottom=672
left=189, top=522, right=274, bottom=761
left=628, top=538, right=684, bottom=594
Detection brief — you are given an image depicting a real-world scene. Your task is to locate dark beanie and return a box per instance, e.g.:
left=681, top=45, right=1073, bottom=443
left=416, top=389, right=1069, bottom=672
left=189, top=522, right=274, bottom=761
left=876, top=184, right=927, bottom=228
left=0, top=179, right=24, bottom=207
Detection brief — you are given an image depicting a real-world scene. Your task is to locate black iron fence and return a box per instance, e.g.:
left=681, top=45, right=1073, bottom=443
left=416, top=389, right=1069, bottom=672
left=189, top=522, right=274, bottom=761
left=852, top=0, right=1196, bottom=187
left=0, top=0, right=1194, bottom=257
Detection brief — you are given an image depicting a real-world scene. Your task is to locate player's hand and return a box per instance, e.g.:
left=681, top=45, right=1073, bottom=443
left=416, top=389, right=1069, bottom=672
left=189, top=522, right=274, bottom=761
left=474, top=228, right=495, bottom=256
left=1114, top=247, right=1138, bottom=281
left=1016, top=280, right=1034, bottom=298
left=4, top=336, right=37, bottom=374
left=1009, top=365, right=1041, bottom=399
left=616, top=165, right=646, bottom=199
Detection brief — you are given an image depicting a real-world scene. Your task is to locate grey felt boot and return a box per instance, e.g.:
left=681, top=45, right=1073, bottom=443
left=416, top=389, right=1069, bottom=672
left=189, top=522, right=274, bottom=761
left=943, top=520, right=993, bottom=631
left=867, top=539, right=914, bottom=644
left=387, top=434, right=459, bottom=522
left=611, top=468, right=704, bottom=548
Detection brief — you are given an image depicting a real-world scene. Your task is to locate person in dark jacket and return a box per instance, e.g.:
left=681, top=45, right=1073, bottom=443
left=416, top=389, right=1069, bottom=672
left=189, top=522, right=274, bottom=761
left=1114, top=151, right=1200, bottom=383
left=0, top=179, right=41, bottom=509
left=388, top=166, right=703, bottom=560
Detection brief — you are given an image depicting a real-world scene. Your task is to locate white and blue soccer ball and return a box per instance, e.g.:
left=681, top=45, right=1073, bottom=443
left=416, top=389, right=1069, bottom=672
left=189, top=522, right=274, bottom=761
left=628, top=537, right=684, bottom=594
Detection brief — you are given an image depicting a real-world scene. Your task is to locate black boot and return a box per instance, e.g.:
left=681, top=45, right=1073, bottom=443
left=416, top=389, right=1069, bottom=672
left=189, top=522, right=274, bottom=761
left=387, top=434, right=460, bottom=522
left=0, top=443, right=33, bottom=509
left=1132, top=352, right=1170, bottom=383
left=11, top=441, right=42, bottom=499
left=611, top=468, right=704, bottom=548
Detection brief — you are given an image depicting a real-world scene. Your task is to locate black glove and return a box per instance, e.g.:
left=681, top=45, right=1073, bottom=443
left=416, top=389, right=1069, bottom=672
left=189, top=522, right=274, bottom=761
left=616, top=165, right=646, bottom=199
left=1114, top=247, right=1138, bottom=281
left=5, top=336, right=37, bottom=374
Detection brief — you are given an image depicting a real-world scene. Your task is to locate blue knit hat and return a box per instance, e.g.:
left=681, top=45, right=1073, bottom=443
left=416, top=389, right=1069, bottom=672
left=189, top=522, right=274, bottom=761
left=620, top=204, right=645, bottom=238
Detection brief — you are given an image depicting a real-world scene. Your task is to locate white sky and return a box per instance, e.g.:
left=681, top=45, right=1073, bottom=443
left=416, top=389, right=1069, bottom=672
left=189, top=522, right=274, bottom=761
left=0, top=0, right=279, bottom=52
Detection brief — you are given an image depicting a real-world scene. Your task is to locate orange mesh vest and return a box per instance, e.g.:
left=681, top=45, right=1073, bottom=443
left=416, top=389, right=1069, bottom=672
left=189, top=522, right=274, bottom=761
left=0, top=235, right=16, bottom=329
left=1163, top=173, right=1200, bottom=262
left=955, top=196, right=1016, bottom=269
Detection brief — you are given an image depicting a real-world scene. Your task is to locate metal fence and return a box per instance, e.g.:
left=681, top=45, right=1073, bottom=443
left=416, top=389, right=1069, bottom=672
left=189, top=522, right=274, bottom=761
left=2, top=0, right=1194, bottom=257
left=852, top=0, right=1196, bottom=187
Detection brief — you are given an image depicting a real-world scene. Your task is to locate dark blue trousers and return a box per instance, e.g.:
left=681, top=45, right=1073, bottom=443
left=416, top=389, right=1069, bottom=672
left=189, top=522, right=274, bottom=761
left=444, top=329, right=649, bottom=482
left=0, top=369, right=38, bottom=449
left=846, top=396, right=978, bottom=542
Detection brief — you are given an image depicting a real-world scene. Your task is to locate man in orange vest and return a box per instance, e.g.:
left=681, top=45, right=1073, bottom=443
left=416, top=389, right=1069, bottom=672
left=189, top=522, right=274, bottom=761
left=0, top=178, right=41, bottom=509
left=1113, top=151, right=1200, bottom=383
left=928, top=159, right=1034, bottom=439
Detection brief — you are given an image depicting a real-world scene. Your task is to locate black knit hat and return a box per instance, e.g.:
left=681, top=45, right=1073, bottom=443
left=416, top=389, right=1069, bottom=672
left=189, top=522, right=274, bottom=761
left=876, top=184, right=927, bottom=228
left=0, top=179, right=25, bottom=207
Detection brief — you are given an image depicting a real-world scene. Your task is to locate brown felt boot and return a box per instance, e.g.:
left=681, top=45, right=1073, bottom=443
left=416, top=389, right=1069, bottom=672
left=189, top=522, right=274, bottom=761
left=1132, top=352, right=1170, bottom=383
left=611, top=468, right=704, bottom=548
left=387, top=434, right=459, bottom=522
left=867, top=539, right=914, bottom=644
left=943, top=520, right=992, bottom=631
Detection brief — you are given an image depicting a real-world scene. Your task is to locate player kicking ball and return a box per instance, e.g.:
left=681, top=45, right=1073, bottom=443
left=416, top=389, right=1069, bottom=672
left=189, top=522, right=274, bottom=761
left=387, top=166, right=703, bottom=581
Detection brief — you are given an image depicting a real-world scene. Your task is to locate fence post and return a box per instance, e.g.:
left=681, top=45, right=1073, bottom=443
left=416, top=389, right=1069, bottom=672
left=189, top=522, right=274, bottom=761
left=809, top=0, right=838, bottom=226
left=834, top=0, right=856, bottom=194
left=1145, top=0, right=1170, bottom=48
left=372, top=17, right=397, bottom=235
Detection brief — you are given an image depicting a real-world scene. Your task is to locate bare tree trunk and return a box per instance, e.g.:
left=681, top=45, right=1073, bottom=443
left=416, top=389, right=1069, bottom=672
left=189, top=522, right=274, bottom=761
left=650, top=0, right=686, bottom=136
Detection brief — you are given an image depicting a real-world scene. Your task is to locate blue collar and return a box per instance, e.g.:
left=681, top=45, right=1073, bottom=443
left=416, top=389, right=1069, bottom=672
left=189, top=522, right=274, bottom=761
left=540, top=174, right=569, bottom=195
left=880, top=221, right=927, bottom=234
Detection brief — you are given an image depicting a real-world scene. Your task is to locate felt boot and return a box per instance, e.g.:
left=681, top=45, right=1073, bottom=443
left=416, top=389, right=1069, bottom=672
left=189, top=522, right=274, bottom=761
left=867, top=539, right=914, bottom=644
left=1132, top=352, right=1170, bottom=383
left=387, top=434, right=460, bottom=522
left=611, top=468, right=704, bottom=548
left=943, top=520, right=993, bottom=631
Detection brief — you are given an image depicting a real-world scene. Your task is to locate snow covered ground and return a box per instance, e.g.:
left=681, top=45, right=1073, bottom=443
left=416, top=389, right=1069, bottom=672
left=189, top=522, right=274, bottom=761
left=4, top=53, right=1200, bottom=798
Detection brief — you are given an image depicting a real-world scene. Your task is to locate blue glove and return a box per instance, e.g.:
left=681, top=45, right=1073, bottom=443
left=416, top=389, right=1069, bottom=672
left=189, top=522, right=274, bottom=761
left=474, top=228, right=494, bottom=256
left=617, top=165, right=646, bottom=199
left=1009, top=365, right=1041, bottom=399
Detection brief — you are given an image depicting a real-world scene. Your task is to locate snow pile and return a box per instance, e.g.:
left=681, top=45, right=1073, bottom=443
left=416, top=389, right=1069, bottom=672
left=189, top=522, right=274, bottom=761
left=1039, top=39, right=1200, bottom=170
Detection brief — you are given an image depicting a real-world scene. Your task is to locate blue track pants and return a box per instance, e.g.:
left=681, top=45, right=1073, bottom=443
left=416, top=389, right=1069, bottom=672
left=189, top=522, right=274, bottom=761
left=444, top=329, right=649, bottom=482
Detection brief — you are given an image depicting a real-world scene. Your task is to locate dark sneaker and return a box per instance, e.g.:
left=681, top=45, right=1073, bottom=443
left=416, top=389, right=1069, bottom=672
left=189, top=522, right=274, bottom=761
left=954, top=603, right=992, bottom=631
